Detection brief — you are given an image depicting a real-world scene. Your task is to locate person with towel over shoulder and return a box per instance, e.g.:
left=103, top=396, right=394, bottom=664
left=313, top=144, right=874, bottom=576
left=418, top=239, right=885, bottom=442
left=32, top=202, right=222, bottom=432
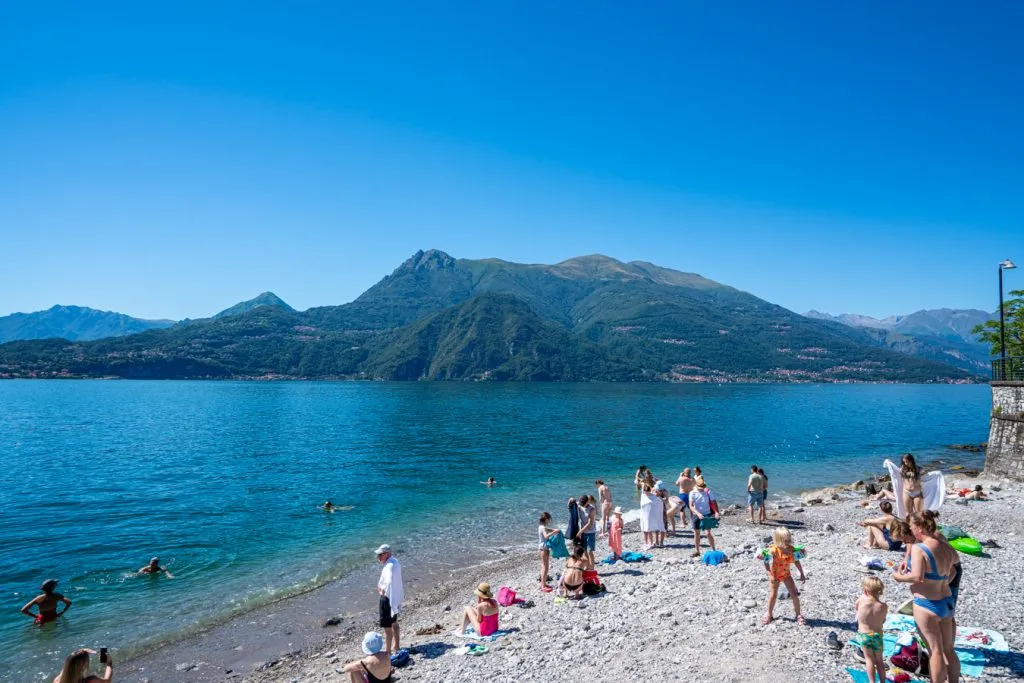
left=375, top=544, right=403, bottom=657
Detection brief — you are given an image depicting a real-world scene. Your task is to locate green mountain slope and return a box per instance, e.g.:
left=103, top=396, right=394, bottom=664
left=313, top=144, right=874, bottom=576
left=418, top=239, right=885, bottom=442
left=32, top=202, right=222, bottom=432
left=213, top=292, right=294, bottom=319
left=0, top=250, right=977, bottom=382
left=0, top=305, right=174, bottom=343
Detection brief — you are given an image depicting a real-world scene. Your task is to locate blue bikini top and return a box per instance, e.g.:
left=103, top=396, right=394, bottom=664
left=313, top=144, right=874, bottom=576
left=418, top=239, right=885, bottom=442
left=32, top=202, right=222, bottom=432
left=908, top=543, right=947, bottom=581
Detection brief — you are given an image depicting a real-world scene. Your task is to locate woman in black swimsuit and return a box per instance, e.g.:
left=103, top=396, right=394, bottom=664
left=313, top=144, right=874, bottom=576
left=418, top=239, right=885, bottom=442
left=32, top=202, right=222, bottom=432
left=559, top=545, right=587, bottom=599
left=342, top=631, right=392, bottom=683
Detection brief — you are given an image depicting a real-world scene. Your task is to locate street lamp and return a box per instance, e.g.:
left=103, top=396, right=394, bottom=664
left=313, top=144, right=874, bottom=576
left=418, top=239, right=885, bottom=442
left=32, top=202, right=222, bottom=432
left=999, top=258, right=1017, bottom=378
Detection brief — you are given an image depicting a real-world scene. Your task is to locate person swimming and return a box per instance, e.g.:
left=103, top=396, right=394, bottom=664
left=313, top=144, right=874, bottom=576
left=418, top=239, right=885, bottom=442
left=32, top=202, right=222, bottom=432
left=21, top=579, right=71, bottom=625
left=481, top=477, right=497, bottom=487
left=138, top=557, right=174, bottom=579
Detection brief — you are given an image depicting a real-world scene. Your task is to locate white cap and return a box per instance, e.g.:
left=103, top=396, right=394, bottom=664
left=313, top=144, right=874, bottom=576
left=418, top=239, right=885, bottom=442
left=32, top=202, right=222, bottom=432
left=654, top=480, right=666, bottom=491
left=374, top=544, right=392, bottom=556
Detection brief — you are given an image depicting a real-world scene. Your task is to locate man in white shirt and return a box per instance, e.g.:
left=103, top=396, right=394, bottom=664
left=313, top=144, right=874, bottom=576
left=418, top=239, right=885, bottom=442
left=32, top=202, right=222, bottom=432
left=375, top=544, right=403, bottom=656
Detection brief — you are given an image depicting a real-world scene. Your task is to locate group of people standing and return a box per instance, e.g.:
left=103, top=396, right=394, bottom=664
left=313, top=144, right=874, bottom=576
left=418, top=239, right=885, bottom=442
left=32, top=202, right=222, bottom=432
left=634, top=465, right=721, bottom=556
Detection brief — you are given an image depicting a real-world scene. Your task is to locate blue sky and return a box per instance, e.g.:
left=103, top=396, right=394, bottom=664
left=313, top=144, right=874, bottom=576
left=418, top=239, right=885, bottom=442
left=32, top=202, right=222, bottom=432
left=1, top=1, right=1021, bottom=320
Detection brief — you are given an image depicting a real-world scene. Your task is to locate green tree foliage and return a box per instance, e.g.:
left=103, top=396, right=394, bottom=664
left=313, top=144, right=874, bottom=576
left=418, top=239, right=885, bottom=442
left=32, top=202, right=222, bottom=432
left=972, top=289, right=1024, bottom=357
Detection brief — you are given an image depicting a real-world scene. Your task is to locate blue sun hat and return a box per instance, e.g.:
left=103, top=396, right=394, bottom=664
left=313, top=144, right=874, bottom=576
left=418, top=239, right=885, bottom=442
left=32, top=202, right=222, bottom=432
left=362, top=631, right=384, bottom=655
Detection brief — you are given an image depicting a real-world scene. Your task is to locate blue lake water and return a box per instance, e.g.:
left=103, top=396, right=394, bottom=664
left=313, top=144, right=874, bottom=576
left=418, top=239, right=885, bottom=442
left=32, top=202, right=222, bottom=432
left=0, top=381, right=989, bottom=679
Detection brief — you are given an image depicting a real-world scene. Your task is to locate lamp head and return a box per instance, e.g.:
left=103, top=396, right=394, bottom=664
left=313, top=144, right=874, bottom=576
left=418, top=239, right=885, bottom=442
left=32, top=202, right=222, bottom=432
left=1000, top=258, right=1017, bottom=270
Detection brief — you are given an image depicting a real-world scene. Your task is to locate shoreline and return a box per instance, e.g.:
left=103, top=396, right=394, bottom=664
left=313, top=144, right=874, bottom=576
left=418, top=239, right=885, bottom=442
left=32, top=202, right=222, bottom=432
left=111, top=453, right=1017, bottom=683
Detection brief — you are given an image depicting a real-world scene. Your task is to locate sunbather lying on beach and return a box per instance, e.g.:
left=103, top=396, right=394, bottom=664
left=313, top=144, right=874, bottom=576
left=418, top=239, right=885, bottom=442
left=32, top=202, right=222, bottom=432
left=342, top=632, right=392, bottom=683
left=459, top=583, right=500, bottom=636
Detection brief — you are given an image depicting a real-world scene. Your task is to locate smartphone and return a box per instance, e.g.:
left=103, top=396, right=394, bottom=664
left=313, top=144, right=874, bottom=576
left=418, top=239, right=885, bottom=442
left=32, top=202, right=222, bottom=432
left=99, top=648, right=108, bottom=664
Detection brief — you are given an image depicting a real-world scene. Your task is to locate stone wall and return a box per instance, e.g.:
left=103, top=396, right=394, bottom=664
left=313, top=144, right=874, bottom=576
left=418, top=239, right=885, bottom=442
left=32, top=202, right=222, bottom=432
left=985, top=382, right=1024, bottom=481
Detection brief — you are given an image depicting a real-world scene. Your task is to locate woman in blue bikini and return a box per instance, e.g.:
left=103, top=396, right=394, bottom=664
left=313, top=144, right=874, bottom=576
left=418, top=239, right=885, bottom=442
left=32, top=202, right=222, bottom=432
left=893, top=510, right=959, bottom=683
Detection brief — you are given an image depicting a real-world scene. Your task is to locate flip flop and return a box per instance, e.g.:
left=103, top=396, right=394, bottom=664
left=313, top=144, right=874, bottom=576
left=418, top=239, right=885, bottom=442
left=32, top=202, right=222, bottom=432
left=466, top=645, right=488, bottom=656
left=540, top=586, right=553, bottom=593
left=796, top=615, right=807, bottom=626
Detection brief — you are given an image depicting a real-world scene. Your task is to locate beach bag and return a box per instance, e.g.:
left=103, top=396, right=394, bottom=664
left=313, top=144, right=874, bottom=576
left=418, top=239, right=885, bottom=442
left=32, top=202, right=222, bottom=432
left=496, top=586, right=518, bottom=606
left=699, top=517, right=719, bottom=530
left=546, top=531, right=569, bottom=559
left=889, top=640, right=928, bottom=674
left=390, top=649, right=411, bottom=668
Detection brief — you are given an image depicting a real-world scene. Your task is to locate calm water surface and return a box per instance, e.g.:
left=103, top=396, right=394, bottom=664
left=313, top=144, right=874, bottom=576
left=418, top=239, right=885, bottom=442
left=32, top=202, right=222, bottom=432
left=0, top=381, right=989, bottom=679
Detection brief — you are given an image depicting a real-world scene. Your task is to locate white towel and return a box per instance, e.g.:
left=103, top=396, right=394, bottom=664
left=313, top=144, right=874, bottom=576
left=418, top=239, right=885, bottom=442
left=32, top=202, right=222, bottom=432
left=883, top=459, right=946, bottom=519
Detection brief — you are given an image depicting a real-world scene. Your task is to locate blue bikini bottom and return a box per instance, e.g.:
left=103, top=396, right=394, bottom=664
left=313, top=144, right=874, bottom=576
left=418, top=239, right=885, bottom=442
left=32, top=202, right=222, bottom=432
left=914, top=595, right=956, bottom=619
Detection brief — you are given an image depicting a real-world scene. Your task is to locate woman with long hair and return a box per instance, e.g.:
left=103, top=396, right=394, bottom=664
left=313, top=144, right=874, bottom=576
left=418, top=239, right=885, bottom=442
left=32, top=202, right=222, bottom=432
left=893, top=510, right=960, bottom=683
left=537, top=511, right=559, bottom=592
left=54, top=649, right=112, bottom=683
left=900, top=453, right=923, bottom=516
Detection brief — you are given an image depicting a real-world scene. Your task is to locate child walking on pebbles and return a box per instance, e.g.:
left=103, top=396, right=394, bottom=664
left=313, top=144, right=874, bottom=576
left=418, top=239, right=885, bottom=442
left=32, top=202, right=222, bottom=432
left=762, top=526, right=806, bottom=626
left=854, top=576, right=888, bottom=683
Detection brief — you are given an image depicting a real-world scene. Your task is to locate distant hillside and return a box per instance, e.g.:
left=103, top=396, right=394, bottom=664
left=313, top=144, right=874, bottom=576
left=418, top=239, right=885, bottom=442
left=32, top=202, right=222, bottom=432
left=804, top=308, right=992, bottom=374
left=0, top=305, right=174, bottom=343
left=0, top=251, right=977, bottom=382
left=213, top=292, right=294, bottom=319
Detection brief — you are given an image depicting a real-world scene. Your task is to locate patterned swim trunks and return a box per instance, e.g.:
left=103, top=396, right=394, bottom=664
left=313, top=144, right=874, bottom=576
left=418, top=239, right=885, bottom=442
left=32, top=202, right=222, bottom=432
left=855, top=632, right=883, bottom=652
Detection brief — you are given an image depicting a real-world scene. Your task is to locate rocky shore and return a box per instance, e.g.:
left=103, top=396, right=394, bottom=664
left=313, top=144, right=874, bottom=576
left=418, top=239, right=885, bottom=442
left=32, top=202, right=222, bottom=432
left=237, top=473, right=1023, bottom=683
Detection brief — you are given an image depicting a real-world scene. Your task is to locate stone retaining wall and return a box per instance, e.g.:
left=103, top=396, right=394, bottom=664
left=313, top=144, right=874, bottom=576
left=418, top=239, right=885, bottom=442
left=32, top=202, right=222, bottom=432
left=985, top=382, right=1024, bottom=481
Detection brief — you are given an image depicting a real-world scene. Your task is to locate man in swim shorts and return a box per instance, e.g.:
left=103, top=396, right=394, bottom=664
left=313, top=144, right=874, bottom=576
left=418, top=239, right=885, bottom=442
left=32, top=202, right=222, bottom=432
left=747, top=465, right=766, bottom=524
left=375, top=544, right=404, bottom=657
left=20, top=579, right=71, bottom=625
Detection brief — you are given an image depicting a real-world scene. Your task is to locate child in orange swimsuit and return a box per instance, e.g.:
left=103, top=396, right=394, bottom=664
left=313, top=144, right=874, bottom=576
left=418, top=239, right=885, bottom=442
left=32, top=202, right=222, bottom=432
left=762, top=527, right=806, bottom=626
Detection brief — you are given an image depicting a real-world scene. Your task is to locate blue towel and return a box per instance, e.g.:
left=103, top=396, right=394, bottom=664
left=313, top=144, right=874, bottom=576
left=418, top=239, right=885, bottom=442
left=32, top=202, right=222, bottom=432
left=701, top=550, right=727, bottom=565
left=546, top=531, right=569, bottom=559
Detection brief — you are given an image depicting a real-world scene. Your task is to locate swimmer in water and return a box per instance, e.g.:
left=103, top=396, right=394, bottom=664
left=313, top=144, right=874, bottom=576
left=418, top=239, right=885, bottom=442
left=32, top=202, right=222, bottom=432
left=320, top=500, right=337, bottom=512
left=482, top=477, right=496, bottom=487
left=21, top=579, right=71, bottom=625
left=138, top=557, right=174, bottom=579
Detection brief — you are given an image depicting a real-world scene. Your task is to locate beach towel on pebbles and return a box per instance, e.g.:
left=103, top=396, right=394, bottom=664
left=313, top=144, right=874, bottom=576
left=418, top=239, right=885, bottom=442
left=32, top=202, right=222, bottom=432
left=454, top=628, right=511, bottom=642
left=880, top=614, right=1007, bottom=677
left=883, top=459, right=945, bottom=519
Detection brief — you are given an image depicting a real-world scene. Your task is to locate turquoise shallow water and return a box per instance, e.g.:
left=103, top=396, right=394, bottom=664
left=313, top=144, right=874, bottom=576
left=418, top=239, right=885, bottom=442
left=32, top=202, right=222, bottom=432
left=0, top=381, right=989, bottom=679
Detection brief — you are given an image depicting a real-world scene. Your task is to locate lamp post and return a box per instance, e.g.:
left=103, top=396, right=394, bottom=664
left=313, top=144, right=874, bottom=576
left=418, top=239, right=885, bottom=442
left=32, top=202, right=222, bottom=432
left=999, top=258, right=1017, bottom=379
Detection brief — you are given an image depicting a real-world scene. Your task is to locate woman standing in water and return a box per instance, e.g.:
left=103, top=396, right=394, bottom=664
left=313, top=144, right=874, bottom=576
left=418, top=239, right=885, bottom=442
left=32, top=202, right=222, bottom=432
left=22, top=579, right=71, bottom=625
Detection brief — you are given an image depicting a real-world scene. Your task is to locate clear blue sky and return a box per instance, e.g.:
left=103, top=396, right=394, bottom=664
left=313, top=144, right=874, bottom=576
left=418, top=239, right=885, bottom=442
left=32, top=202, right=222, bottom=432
left=1, top=1, right=1021, bottom=320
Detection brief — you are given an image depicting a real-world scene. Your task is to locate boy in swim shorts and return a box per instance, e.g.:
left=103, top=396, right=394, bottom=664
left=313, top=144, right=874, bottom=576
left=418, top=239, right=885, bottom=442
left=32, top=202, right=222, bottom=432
left=855, top=576, right=888, bottom=683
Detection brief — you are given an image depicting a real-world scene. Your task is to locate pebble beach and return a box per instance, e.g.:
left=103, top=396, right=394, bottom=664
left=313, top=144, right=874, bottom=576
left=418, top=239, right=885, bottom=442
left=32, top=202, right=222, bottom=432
left=224, top=472, right=1024, bottom=683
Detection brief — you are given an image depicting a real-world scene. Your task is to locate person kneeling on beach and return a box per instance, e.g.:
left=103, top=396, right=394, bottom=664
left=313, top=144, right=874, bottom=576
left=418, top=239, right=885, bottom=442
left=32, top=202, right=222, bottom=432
left=762, top=526, right=806, bottom=626
left=854, top=576, right=888, bottom=683
left=459, top=583, right=500, bottom=637
left=343, top=632, right=392, bottom=683
left=559, top=545, right=587, bottom=599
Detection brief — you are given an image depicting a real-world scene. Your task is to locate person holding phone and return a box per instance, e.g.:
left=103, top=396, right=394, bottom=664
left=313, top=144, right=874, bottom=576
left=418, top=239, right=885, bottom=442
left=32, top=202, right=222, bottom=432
left=53, top=648, right=112, bottom=683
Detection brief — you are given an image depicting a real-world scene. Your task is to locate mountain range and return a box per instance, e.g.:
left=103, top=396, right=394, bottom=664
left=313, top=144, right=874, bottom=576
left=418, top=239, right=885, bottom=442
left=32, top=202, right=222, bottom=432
left=0, top=305, right=175, bottom=343
left=803, top=308, right=992, bottom=374
left=0, top=293, right=295, bottom=344
left=0, top=251, right=982, bottom=382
